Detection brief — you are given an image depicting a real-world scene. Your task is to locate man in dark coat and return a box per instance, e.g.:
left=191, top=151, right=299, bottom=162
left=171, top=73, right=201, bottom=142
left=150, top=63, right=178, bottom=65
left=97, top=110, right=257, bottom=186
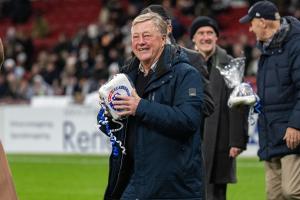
left=190, top=16, right=249, bottom=200
left=101, top=12, right=204, bottom=199
left=240, top=1, right=300, bottom=199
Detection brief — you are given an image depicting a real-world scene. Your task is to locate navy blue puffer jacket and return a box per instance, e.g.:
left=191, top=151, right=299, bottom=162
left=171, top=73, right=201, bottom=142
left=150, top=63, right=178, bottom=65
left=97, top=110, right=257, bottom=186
left=103, top=44, right=204, bottom=199
left=256, top=16, right=300, bottom=161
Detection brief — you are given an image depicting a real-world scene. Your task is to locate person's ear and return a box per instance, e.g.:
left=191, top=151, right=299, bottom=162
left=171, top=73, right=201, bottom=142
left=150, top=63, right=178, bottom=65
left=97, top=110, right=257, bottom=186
left=192, top=36, right=196, bottom=43
left=161, top=35, right=167, bottom=46
left=167, top=24, right=172, bottom=35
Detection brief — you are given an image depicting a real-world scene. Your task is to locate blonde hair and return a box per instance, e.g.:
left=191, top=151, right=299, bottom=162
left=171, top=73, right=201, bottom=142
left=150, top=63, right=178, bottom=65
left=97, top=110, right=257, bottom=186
left=132, top=12, right=168, bottom=36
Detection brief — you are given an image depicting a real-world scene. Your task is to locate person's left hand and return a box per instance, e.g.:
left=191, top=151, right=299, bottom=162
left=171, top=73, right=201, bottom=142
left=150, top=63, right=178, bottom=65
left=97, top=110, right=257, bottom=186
left=229, top=147, right=242, bottom=158
left=112, top=89, right=141, bottom=117
left=283, top=127, right=300, bottom=149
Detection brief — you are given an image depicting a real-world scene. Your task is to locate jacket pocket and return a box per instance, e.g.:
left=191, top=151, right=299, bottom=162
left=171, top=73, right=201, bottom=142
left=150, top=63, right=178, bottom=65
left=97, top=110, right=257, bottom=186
left=269, top=121, right=288, bottom=146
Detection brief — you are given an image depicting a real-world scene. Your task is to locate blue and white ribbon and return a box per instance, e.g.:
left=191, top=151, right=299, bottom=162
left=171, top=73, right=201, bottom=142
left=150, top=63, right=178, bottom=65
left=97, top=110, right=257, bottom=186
left=97, top=105, right=126, bottom=156
left=248, top=95, right=262, bottom=126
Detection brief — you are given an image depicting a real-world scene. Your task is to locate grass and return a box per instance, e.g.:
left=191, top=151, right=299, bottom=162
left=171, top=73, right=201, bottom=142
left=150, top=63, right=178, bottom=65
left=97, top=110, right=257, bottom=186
left=7, top=154, right=265, bottom=200
left=228, top=157, right=266, bottom=200
left=8, top=154, right=108, bottom=200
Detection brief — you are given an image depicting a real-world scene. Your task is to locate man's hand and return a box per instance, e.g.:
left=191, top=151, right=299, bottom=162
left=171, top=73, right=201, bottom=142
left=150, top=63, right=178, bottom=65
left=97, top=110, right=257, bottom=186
left=229, top=147, right=242, bottom=158
left=283, top=127, right=300, bottom=149
left=113, top=89, right=141, bottom=117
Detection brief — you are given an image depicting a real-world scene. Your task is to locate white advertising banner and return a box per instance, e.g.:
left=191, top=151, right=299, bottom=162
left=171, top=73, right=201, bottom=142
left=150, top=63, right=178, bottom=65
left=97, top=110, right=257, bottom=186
left=0, top=105, right=111, bottom=154
left=0, top=105, right=259, bottom=156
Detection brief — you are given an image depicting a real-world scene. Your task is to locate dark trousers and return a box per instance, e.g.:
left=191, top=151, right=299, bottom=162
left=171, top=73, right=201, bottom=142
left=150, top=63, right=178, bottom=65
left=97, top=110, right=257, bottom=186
left=207, top=183, right=227, bottom=200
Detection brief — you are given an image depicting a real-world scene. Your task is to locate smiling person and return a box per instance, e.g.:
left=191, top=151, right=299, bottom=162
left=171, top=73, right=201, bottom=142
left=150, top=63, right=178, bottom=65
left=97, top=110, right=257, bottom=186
left=190, top=16, right=249, bottom=200
left=102, top=12, right=205, bottom=200
left=240, top=1, right=300, bottom=199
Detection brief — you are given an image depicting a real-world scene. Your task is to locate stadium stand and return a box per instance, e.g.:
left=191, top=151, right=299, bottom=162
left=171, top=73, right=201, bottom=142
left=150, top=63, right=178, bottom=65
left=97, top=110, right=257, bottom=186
left=0, top=0, right=297, bottom=105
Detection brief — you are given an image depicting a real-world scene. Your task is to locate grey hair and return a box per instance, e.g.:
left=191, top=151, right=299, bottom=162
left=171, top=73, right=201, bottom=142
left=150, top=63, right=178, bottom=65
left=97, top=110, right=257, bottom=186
left=131, top=12, right=168, bottom=36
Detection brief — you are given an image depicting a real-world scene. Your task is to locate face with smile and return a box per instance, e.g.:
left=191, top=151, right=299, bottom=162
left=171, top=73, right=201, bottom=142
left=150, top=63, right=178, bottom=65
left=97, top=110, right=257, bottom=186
left=192, top=26, right=218, bottom=59
left=131, top=20, right=166, bottom=69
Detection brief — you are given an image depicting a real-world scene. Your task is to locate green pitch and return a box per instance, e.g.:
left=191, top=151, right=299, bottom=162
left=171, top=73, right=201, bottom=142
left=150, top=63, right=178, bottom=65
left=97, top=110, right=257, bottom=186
left=228, top=157, right=266, bottom=200
left=8, top=154, right=108, bottom=200
left=7, top=155, right=265, bottom=200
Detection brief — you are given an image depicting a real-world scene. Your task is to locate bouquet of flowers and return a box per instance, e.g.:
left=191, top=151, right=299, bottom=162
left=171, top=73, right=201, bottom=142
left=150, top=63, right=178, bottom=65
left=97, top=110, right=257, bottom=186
left=217, top=57, right=258, bottom=108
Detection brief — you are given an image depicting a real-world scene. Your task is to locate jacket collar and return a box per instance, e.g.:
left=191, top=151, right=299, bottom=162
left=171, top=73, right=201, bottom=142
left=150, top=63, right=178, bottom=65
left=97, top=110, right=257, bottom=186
left=210, top=46, right=231, bottom=67
left=122, top=44, right=179, bottom=79
left=257, top=17, right=290, bottom=54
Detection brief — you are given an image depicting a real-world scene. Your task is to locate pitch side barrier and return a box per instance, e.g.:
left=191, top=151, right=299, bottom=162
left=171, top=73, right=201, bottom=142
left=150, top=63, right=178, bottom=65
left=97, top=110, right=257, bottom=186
left=0, top=105, right=111, bottom=154
left=0, top=105, right=259, bottom=156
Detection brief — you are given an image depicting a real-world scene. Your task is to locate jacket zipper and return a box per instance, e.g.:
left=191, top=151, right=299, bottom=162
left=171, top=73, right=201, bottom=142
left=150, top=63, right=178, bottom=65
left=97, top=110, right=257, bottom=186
left=148, top=92, right=155, bottom=102
left=259, top=56, right=269, bottom=158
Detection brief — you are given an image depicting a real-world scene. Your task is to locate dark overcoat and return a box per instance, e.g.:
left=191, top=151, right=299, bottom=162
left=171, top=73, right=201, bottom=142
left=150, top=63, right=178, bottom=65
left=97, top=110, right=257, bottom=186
left=203, top=46, right=248, bottom=184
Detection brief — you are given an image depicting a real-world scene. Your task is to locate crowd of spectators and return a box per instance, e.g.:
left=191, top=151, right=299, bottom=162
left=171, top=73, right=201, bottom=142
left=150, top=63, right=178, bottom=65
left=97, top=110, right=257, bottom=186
left=0, top=0, right=299, bottom=104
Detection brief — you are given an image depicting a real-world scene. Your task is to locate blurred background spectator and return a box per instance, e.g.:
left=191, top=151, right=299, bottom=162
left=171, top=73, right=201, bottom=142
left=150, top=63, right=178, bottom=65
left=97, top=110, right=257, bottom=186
left=0, top=0, right=297, bottom=105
